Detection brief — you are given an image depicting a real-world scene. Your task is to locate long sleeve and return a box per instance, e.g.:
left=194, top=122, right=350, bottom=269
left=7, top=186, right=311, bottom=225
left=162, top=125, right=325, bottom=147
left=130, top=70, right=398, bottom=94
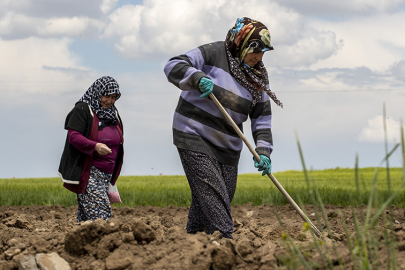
left=68, top=128, right=97, bottom=156
left=249, top=92, right=273, bottom=159
left=164, top=41, right=267, bottom=166
left=164, top=47, right=208, bottom=91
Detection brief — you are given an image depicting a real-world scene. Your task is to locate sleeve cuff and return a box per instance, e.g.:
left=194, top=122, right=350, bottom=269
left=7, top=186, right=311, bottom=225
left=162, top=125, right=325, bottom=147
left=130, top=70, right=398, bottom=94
left=255, top=147, right=271, bottom=160
left=191, top=71, right=207, bottom=91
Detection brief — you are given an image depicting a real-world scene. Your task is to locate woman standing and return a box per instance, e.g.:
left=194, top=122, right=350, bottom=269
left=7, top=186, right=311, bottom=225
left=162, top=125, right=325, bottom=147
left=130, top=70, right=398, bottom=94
left=58, top=76, right=124, bottom=222
left=164, top=17, right=282, bottom=239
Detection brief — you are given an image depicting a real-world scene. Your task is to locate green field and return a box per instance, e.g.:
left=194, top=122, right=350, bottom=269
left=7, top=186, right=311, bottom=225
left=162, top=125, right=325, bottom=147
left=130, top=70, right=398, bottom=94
left=1, top=167, right=404, bottom=207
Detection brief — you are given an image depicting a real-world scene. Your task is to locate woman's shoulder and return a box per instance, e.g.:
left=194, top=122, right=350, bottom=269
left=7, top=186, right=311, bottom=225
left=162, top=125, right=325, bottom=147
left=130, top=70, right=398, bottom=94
left=74, top=101, right=89, bottom=109
left=199, top=41, right=225, bottom=53
left=73, top=102, right=92, bottom=112
left=64, top=102, right=93, bottom=130
left=198, top=41, right=228, bottom=70
left=68, top=102, right=92, bottom=118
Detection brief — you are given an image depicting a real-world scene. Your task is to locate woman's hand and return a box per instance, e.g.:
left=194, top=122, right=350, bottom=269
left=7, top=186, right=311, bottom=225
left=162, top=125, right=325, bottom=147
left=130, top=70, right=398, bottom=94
left=95, top=143, right=112, bottom=155
left=198, top=77, right=214, bottom=98
left=253, top=155, right=271, bottom=176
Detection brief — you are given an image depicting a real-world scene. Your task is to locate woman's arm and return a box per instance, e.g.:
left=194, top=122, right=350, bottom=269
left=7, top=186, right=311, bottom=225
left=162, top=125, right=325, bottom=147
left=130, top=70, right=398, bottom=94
left=69, top=129, right=112, bottom=156
left=163, top=47, right=208, bottom=91
left=68, top=128, right=97, bottom=156
left=249, top=94, right=273, bottom=159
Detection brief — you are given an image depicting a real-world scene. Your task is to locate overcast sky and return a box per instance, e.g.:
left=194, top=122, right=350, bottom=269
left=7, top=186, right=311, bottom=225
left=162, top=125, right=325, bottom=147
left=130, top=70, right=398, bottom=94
left=1, top=0, right=404, bottom=179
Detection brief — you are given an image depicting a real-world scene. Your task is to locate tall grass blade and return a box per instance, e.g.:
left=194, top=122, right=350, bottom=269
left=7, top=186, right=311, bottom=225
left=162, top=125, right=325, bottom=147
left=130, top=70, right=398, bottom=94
left=295, top=131, right=310, bottom=186
left=350, top=205, right=370, bottom=269
left=383, top=104, right=398, bottom=270
left=271, top=206, right=312, bottom=269
left=383, top=103, right=391, bottom=194
left=368, top=230, right=380, bottom=269
left=365, top=143, right=400, bottom=225
left=295, top=194, right=333, bottom=269
left=354, top=155, right=366, bottom=224
left=355, top=154, right=360, bottom=203
left=311, top=178, right=345, bottom=269
left=369, top=186, right=405, bottom=227
left=295, top=132, right=342, bottom=268
left=338, top=210, right=358, bottom=269
left=401, top=120, right=405, bottom=184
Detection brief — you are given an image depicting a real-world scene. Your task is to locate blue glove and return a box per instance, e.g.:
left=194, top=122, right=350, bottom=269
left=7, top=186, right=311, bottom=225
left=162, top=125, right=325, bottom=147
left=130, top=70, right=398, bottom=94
left=198, top=77, right=213, bottom=98
left=253, top=155, right=271, bottom=176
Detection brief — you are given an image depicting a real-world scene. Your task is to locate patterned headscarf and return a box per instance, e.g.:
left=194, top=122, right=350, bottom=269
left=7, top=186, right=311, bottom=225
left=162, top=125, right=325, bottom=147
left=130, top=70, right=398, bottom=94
left=78, top=76, right=121, bottom=125
left=225, top=17, right=283, bottom=110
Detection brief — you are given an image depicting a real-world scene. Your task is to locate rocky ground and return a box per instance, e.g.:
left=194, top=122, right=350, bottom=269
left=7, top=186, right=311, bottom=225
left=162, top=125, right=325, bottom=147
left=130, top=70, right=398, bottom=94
left=1, top=204, right=405, bottom=269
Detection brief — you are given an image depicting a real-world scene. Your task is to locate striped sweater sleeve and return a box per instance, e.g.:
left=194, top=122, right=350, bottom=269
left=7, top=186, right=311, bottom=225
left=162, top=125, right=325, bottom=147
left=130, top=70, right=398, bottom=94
left=249, top=92, right=273, bottom=159
left=164, top=48, right=208, bottom=91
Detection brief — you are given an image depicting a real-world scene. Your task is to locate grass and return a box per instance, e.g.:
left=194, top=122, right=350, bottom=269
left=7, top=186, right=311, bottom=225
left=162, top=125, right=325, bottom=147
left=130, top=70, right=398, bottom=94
left=0, top=167, right=404, bottom=207
left=274, top=106, right=405, bottom=269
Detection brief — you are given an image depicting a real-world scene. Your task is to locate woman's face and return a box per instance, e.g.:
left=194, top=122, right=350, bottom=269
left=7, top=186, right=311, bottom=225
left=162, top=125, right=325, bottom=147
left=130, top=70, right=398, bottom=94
left=101, top=94, right=117, bottom=109
left=243, top=51, right=265, bottom=67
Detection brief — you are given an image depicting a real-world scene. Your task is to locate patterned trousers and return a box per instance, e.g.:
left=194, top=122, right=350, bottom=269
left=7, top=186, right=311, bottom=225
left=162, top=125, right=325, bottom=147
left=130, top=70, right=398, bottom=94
left=77, top=166, right=112, bottom=223
left=178, top=148, right=238, bottom=239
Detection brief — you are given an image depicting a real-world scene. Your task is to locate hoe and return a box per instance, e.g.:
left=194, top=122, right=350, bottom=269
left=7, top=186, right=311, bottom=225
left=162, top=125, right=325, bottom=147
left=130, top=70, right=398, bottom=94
left=208, top=93, right=322, bottom=237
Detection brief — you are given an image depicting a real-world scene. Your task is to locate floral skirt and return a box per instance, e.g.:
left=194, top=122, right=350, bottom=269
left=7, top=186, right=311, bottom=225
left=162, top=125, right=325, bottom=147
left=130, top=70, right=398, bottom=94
left=177, top=148, right=238, bottom=239
left=77, top=166, right=112, bottom=223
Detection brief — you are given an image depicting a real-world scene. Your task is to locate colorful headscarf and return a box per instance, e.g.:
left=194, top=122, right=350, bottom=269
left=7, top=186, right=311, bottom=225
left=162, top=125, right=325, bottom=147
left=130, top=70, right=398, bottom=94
left=78, top=76, right=121, bottom=125
left=225, top=17, right=283, bottom=109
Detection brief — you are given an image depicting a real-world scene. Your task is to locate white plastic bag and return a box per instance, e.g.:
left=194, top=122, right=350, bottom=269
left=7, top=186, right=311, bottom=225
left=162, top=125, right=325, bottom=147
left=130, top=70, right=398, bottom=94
left=108, top=183, right=122, bottom=204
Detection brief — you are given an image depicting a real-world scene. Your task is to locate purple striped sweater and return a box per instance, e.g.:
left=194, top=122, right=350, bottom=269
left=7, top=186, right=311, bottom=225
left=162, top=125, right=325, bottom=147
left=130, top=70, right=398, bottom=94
left=164, top=41, right=273, bottom=166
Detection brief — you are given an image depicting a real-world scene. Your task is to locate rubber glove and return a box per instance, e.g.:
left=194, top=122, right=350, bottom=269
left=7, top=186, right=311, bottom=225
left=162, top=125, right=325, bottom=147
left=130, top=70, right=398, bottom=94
left=253, top=155, right=271, bottom=176
left=198, top=77, right=214, bottom=98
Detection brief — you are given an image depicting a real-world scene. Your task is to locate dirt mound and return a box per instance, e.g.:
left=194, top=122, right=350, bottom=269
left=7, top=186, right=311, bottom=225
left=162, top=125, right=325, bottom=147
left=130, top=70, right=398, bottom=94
left=1, top=204, right=405, bottom=269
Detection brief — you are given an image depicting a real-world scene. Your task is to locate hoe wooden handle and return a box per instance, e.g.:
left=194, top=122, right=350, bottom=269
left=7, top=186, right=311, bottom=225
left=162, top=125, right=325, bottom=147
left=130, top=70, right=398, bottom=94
left=208, top=93, right=322, bottom=237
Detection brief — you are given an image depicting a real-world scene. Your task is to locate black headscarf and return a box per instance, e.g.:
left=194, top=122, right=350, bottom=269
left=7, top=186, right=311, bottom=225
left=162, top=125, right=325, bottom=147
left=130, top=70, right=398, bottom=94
left=225, top=17, right=283, bottom=110
left=78, top=76, right=121, bottom=125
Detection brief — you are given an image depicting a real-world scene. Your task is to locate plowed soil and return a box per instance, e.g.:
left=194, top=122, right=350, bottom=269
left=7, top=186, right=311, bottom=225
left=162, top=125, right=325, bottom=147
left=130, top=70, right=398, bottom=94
left=1, top=203, right=405, bottom=269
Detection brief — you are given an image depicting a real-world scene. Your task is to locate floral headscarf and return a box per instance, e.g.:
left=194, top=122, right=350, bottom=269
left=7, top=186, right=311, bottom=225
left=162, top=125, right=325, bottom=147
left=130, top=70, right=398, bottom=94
left=78, top=76, right=121, bottom=125
left=225, top=17, right=283, bottom=110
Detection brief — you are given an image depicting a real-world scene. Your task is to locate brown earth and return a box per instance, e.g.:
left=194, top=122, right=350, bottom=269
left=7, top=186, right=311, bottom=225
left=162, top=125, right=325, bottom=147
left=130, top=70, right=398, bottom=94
left=1, top=203, right=405, bottom=269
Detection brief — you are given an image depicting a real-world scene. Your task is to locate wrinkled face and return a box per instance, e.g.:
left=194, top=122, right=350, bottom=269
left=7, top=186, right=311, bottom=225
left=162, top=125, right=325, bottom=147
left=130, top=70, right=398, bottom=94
left=243, top=51, right=265, bottom=67
left=101, top=94, right=117, bottom=109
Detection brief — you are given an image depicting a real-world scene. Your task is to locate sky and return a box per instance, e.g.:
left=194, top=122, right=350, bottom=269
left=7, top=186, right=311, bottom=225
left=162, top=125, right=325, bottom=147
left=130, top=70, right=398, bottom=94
left=1, top=0, right=404, bottom=179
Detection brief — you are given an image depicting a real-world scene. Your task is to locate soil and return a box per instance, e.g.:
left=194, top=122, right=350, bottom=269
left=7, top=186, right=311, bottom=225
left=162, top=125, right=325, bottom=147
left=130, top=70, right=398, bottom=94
left=1, top=203, right=405, bottom=270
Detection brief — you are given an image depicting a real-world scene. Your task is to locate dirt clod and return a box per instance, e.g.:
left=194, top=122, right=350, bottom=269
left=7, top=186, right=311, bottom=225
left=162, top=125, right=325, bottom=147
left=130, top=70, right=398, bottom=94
left=131, top=220, right=156, bottom=243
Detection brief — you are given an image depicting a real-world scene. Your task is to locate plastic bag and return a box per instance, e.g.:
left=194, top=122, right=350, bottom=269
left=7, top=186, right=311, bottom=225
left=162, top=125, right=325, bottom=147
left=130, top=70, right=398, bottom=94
left=108, top=183, right=122, bottom=204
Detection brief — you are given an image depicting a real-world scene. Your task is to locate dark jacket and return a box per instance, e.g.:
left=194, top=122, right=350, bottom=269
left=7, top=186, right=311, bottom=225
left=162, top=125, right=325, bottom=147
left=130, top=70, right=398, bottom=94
left=58, top=102, right=124, bottom=194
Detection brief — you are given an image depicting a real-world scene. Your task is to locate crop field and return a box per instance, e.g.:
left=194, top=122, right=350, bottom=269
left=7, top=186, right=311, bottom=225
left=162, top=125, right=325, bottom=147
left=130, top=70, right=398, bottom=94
left=1, top=167, right=404, bottom=208
left=2, top=165, right=405, bottom=269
